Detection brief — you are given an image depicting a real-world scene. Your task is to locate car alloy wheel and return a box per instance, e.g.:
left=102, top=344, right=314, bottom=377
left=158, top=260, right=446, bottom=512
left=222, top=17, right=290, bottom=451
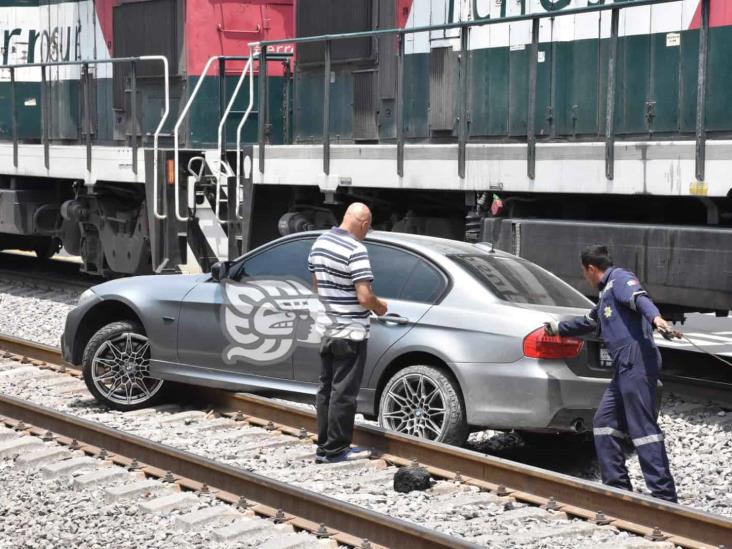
left=382, top=373, right=448, bottom=440
left=90, top=331, right=163, bottom=406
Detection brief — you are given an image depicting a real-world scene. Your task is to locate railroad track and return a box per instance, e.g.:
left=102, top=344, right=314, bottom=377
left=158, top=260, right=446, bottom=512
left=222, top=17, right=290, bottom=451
left=1, top=333, right=731, bottom=548
left=0, top=395, right=459, bottom=549
left=658, top=348, right=732, bottom=408
left=0, top=251, right=95, bottom=295
left=660, top=374, right=732, bottom=409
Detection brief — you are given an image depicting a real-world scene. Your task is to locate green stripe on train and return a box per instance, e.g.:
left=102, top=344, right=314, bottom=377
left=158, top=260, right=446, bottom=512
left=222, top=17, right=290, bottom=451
left=295, top=25, right=732, bottom=142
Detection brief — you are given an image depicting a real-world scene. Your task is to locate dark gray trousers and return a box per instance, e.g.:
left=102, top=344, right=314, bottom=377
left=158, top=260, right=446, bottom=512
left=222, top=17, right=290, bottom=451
left=316, top=336, right=368, bottom=457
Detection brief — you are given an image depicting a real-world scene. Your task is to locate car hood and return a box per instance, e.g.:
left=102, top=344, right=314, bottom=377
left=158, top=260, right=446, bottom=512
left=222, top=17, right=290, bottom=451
left=89, top=273, right=208, bottom=301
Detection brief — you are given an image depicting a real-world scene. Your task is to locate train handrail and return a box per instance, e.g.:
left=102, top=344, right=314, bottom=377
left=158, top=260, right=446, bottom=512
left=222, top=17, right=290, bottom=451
left=145, top=56, right=171, bottom=221
left=234, top=51, right=257, bottom=220
left=215, top=54, right=256, bottom=222
left=0, top=56, right=170, bottom=219
left=172, top=55, right=250, bottom=223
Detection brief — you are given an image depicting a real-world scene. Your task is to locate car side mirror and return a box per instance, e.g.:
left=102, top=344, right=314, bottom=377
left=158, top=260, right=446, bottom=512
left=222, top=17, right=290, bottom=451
left=210, top=261, right=233, bottom=282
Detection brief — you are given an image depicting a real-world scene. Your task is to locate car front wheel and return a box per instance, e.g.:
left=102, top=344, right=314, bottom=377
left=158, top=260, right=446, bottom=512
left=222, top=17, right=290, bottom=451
left=378, top=365, right=468, bottom=446
left=82, top=321, right=166, bottom=411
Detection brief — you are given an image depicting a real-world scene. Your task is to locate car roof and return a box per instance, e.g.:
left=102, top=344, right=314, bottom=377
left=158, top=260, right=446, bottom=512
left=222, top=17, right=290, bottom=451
left=291, top=230, right=514, bottom=260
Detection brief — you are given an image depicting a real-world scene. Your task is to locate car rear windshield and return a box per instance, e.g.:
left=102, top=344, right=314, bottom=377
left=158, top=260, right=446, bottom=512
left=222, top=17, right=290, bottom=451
left=450, top=254, right=591, bottom=307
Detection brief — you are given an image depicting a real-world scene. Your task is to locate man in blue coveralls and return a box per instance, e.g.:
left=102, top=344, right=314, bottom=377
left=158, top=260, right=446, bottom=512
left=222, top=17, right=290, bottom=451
left=545, top=245, right=678, bottom=502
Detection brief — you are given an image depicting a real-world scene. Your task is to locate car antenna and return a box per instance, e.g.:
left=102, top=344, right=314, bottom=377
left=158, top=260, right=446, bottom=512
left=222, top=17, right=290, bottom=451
left=489, top=241, right=496, bottom=254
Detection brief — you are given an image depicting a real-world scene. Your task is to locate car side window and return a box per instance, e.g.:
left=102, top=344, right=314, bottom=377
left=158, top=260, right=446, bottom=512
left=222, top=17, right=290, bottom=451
left=401, top=259, right=445, bottom=304
left=365, top=243, right=444, bottom=302
left=237, top=238, right=314, bottom=284
left=364, top=244, right=417, bottom=299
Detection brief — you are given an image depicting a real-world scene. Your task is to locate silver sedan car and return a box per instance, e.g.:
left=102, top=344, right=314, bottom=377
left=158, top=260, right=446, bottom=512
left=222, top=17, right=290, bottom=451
left=61, top=232, right=612, bottom=446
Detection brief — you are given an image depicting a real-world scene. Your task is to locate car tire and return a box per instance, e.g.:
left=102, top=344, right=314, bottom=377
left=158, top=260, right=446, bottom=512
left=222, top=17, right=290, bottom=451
left=378, top=364, right=468, bottom=446
left=82, top=321, right=167, bottom=411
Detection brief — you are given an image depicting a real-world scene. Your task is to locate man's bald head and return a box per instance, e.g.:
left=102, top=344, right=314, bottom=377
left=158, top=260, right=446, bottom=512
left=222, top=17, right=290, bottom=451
left=345, top=202, right=371, bottom=223
left=340, top=202, right=372, bottom=241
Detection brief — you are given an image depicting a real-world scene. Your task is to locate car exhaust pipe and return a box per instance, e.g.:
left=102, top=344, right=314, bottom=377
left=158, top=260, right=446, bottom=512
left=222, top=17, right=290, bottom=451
left=571, top=418, right=586, bottom=433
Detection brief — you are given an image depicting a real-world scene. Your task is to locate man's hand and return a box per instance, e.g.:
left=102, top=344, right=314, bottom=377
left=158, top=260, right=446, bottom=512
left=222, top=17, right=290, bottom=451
left=355, top=281, right=387, bottom=316
left=654, top=316, right=682, bottom=340
left=653, top=316, right=669, bottom=332
left=544, top=320, right=560, bottom=336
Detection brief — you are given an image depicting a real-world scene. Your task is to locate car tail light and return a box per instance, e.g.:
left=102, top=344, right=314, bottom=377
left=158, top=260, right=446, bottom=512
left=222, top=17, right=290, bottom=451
left=523, top=327, right=584, bottom=359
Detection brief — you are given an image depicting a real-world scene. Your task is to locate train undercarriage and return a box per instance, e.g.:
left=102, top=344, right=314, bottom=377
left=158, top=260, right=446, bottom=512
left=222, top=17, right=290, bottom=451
left=1, top=148, right=730, bottom=319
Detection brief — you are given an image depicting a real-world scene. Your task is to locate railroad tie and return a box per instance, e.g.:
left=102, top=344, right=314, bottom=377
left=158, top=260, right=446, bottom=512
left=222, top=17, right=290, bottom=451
left=15, top=446, right=75, bottom=469
left=40, top=456, right=99, bottom=479
left=139, top=492, right=198, bottom=514
left=185, top=417, right=238, bottom=432
left=124, top=404, right=182, bottom=417
left=72, top=467, right=129, bottom=490
left=575, top=539, right=676, bottom=549
left=173, top=506, right=244, bottom=532
left=490, top=506, right=568, bottom=523
left=157, top=410, right=207, bottom=425
left=0, top=435, right=45, bottom=457
left=0, top=366, right=44, bottom=379
left=212, top=519, right=295, bottom=543
left=42, top=376, right=83, bottom=388
left=104, top=479, right=170, bottom=502
left=208, top=427, right=271, bottom=442
left=474, top=520, right=605, bottom=546
left=258, top=532, right=335, bottom=549
left=0, top=425, right=18, bottom=441
left=438, top=491, right=510, bottom=512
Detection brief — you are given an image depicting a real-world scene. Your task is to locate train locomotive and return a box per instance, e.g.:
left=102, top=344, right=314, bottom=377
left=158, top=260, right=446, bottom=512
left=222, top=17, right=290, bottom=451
left=0, top=0, right=731, bottom=316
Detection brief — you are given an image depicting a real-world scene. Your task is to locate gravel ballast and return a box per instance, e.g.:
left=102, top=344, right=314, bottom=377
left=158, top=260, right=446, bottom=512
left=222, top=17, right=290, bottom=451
left=0, top=357, right=679, bottom=549
left=0, top=279, right=75, bottom=346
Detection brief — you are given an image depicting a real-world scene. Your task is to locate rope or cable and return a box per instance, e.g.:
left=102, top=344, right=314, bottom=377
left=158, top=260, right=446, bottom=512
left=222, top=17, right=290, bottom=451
left=659, top=328, right=732, bottom=369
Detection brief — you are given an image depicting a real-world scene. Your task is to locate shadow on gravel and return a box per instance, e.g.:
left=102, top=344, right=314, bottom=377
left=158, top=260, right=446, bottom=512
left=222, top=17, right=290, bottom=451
left=467, top=431, right=601, bottom=478
left=175, top=384, right=606, bottom=478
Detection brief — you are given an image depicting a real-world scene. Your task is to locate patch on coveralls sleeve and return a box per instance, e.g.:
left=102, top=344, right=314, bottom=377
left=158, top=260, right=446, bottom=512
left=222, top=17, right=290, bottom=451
left=627, top=279, right=639, bottom=286
left=603, top=306, right=613, bottom=318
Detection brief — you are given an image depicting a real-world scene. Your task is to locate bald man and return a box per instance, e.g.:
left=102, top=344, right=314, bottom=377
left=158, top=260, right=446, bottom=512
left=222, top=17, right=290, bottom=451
left=308, top=203, right=387, bottom=463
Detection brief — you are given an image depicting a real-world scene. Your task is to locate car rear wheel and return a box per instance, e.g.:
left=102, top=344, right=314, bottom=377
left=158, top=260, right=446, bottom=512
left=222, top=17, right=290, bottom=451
left=82, top=321, right=166, bottom=411
left=378, top=365, right=468, bottom=446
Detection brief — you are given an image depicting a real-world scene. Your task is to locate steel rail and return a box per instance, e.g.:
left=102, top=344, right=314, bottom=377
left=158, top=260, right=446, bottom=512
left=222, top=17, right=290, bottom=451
left=0, top=417, right=374, bottom=549
left=203, top=391, right=731, bottom=549
left=0, top=393, right=470, bottom=549
left=2, top=334, right=731, bottom=548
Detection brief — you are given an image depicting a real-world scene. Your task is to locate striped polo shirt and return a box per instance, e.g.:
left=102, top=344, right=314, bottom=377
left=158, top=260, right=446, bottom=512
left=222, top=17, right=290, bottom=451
left=308, top=227, right=374, bottom=340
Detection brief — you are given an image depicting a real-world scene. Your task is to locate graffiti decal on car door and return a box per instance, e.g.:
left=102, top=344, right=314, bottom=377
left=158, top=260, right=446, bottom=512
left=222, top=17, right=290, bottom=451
left=221, top=278, right=330, bottom=364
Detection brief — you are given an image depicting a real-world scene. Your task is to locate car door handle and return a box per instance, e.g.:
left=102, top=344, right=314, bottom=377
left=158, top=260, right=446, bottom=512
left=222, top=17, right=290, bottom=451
left=375, top=314, right=410, bottom=325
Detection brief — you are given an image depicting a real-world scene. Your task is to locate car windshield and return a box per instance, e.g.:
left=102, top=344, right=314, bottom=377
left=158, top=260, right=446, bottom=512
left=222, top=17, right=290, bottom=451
left=450, top=254, right=591, bottom=307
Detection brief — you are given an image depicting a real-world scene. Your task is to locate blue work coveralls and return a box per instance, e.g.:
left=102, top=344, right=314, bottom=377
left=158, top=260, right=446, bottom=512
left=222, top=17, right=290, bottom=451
left=559, top=267, right=678, bottom=502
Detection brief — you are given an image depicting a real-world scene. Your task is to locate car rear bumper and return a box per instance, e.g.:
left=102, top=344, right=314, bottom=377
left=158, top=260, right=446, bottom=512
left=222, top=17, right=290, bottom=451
left=453, top=358, right=612, bottom=432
